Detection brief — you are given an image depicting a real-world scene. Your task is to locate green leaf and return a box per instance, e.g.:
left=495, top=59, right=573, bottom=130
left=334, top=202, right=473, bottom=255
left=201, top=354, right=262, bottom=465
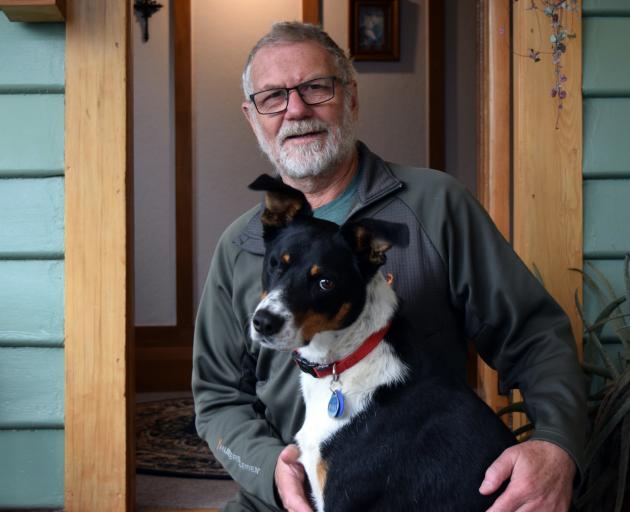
left=497, top=402, right=527, bottom=416
left=614, top=415, right=630, bottom=512
left=586, top=311, right=630, bottom=335
left=531, top=263, right=545, bottom=286
left=592, top=298, right=628, bottom=338
left=512, top=423, right=534, bottom=438
left=582, top=362, right=614, bottom=380
left=584, top=391, right=630, bottom=467
left=587, top=261, right=619, bottom=309
left=616, top=325, right=630, bottom=347
left=576, top=266, right=610, bottom=323
left=591, top=331, right=620, bottom=380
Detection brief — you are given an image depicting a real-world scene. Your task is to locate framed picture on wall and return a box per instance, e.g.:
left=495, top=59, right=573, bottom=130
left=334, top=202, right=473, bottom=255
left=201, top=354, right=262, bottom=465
left=349, top=0, right=400, bottom=61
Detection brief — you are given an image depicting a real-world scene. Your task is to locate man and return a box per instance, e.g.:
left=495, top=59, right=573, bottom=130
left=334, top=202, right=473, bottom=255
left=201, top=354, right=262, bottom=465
left=193, top=22, right=586, bottom=512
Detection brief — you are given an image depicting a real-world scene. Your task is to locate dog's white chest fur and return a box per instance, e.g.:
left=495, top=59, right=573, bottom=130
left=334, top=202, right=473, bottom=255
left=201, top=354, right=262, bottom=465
left=296, top=342, right=407, bottom=512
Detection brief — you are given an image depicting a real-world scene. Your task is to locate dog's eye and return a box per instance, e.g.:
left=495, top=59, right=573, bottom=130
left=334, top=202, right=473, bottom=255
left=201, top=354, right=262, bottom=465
left=318, top=279, right=335, bottom=291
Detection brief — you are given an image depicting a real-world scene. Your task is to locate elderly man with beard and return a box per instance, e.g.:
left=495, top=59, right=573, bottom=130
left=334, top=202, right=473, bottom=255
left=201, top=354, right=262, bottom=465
left=192, top=22, right=586, bottom=512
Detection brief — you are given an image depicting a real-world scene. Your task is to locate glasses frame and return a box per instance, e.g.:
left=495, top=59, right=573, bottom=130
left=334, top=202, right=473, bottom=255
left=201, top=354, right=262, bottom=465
left=249, top=76, right=341, bottom=115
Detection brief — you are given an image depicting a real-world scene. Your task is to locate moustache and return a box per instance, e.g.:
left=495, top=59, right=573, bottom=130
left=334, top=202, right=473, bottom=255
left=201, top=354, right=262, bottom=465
left=278, top=120, right=330, bottom=145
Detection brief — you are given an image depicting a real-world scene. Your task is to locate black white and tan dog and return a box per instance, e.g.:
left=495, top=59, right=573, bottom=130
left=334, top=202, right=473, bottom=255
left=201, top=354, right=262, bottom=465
left=248, top=174, right=517, bottom=512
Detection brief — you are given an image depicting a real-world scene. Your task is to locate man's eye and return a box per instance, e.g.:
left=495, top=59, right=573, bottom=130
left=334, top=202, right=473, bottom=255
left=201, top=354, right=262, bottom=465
left=260, top=90, right=285, bottom=104
left=318, top=279, right=335, bottom=291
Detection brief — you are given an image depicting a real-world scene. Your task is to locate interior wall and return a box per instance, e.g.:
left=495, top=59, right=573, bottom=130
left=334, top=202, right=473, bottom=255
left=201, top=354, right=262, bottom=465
left=192, top=0, right=302, bottom=304
left=444, top=0, right=478, bottom=194
left=133, top=0, right=176, bottom=325
left=323, top=0, right=428, bottom=167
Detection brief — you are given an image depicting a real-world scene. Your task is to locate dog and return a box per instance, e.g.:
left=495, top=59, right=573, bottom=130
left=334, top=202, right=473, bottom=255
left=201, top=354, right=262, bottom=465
left=248, top=174, right=517, bottom=512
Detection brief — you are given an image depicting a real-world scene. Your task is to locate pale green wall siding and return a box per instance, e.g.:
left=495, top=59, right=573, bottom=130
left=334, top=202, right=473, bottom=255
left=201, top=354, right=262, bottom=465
left=0, top=178, right=64, bottom=257
left=0, top=12, right=65, bottom=509
left=0, top=96, right=64, bottom=176
left=582, top=2, right=630, bottom=351
left=0, top=430, right=64, bottom=508
left=0, top=261, right=64, bottom=346
left=584, top=98, right=630, bottom=178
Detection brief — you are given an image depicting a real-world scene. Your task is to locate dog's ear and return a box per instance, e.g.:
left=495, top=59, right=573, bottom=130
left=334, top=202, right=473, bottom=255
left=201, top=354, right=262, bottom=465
left=341, top=219, right=409, bottom=272
left=249, top=174, right=312, bottom=239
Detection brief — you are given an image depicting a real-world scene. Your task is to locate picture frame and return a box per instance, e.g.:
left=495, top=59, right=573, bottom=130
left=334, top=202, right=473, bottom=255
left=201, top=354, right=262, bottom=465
left=349, top=0, right=400, bottom=61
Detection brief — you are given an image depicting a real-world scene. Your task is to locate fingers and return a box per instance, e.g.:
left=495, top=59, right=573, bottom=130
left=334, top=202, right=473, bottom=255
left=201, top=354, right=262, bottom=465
left=479, top=447, right=517, bottom=496
left=275, top=444, right=313, bottom=512
left=482, top=441, right=575, bottom=512
left=484, top=480, right=529, bottom=512
left=280, top=443, right=302, bottom=465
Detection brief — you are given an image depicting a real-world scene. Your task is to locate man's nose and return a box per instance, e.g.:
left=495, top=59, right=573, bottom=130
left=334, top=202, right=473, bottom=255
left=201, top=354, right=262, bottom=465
left=284, top=89, right=312, bottom=119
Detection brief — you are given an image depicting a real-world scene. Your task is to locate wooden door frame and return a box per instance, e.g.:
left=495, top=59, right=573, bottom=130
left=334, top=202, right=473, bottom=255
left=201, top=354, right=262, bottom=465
left=65, top=0, right=135, bottom=509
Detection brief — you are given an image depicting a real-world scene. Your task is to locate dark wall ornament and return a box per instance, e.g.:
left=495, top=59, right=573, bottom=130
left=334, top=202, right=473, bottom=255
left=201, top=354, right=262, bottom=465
left=349, top=0, right=400, bottom=61
left=134, top=0, right=163, bottom=43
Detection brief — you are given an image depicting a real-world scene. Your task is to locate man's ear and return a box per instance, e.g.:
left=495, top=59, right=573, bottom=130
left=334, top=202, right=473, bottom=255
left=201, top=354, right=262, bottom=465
left=249, top=174, right=312, bottom=239
left=348, top=80, right=359, bottom=121
left=341, top=219, right=409, bottom=271
left=242, top=101, right=256, bottom=130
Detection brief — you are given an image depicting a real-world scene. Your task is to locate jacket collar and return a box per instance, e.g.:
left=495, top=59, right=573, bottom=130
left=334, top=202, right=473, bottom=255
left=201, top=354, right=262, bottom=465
left=233, top=141, right=403, bottom=256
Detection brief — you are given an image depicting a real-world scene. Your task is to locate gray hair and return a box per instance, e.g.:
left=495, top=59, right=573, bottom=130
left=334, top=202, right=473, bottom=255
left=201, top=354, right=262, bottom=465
left=242, top=21, right=356, bottom=99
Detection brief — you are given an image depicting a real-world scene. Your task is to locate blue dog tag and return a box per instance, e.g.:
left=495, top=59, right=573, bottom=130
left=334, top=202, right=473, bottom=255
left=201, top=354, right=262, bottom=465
left=328, top=390, right=345, bottom=418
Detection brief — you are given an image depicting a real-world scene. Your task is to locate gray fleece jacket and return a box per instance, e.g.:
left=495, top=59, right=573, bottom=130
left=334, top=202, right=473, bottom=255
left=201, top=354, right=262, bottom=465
left=192, top=142, right=587, bottom=509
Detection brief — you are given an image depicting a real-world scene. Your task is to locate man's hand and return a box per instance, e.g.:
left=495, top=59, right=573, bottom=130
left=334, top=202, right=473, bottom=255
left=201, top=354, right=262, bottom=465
left=275, top=444, right=313, bottom=512
left=479, top=439, right=575, bottom=511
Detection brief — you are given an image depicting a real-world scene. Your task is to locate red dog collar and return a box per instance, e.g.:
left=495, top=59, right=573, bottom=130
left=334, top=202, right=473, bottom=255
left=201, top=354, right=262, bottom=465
left=292, top=323, right=391, bottom=378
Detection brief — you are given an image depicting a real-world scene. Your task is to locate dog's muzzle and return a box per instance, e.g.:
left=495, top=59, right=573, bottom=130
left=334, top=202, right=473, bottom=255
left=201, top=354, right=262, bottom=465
left=252, top=309, right=285, bottom=338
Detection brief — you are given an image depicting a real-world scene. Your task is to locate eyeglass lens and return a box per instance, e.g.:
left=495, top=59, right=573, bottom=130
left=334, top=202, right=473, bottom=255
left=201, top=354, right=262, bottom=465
left=254, top=77, right=335, bottom=114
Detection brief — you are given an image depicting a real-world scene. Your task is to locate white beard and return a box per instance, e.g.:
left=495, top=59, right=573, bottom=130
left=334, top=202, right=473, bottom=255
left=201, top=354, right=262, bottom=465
left=252, top=95, right=357, bottom=179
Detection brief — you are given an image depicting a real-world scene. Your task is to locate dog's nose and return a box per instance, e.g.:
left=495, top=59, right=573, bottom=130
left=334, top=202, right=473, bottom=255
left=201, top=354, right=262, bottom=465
left=252, top=310, right=285, bottom=337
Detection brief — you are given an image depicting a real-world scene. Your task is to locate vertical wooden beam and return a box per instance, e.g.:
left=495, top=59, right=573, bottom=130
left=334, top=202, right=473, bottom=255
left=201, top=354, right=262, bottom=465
left=302, top=0, right=321, bottom=25
left=173, top=0, right=193, bottom=329
left=476, top=0, right=511, bottom=414
left=65, top=0, right=134, bottom=509
left=512, top=0, right=583, bottom=426
left=427, top=0, right=445, bottom=171
left=513, top=0, right=583, bottom=347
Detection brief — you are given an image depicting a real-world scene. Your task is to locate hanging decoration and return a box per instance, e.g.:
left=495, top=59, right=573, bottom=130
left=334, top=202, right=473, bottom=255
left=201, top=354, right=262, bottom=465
left=134, top=0, right=163, bottom=43
left=515, top=0, right=579, bottom=129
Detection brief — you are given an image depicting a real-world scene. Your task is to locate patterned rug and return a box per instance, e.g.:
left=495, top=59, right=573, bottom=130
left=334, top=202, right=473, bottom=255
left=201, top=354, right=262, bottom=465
left=136, top=398, right=231, bottom=479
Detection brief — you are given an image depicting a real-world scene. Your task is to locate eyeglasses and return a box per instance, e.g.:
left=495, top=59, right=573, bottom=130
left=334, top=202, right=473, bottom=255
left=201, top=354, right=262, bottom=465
left=249, top=76, right=340, bottom=115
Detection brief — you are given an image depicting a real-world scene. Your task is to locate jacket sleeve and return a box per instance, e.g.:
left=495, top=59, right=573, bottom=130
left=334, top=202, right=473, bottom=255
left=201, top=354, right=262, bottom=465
left=192, top=230, right=284, bottom=508
left=429, top=176, right=588, bottom=473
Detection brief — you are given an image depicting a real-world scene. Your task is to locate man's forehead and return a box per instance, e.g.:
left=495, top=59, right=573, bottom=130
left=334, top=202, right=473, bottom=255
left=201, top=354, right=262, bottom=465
left=249, top=41, right=336, bottom=90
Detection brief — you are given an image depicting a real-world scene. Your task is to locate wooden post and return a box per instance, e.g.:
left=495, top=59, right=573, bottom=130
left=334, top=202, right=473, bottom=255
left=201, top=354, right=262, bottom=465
left=512, top=0, right=583, bottom=427
left=65, top=0, right=134, bottom=509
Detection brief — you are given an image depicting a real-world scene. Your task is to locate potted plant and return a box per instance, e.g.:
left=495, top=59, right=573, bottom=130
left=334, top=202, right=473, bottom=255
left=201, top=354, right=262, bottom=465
left=573, top=254, right=630, bottom=512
